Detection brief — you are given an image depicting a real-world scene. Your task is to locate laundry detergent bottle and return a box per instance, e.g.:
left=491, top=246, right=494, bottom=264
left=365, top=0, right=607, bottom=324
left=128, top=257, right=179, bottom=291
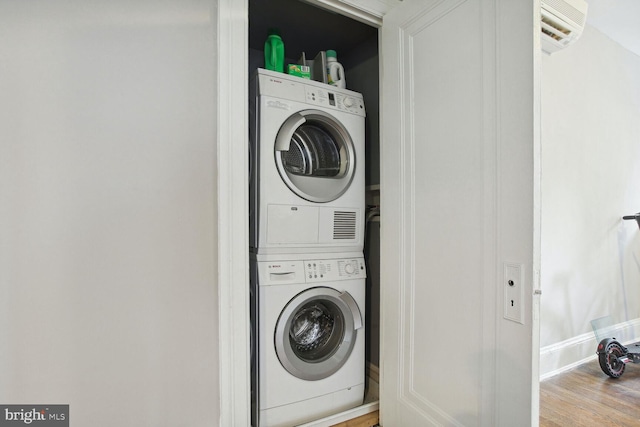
left=326, top=50, right=345, bottom=88
left=264, top=29, right=285, bottom=72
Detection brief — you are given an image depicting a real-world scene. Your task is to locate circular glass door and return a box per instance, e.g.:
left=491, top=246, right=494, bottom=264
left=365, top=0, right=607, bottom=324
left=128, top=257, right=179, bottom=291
left=274, top=110, right=355, bottom=203
left=275, top=287, right=362, bottom=381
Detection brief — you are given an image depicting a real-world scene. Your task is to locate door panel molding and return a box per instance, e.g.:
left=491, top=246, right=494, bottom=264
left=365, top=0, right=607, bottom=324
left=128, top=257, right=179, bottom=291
left=395, top=3, right=487, bottom=425
left=380, top=0, right=538, bottom=425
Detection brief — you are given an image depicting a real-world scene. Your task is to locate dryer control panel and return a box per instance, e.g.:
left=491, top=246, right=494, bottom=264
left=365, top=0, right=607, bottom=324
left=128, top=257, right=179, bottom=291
left=304, top=87, right=365, bottom=116
left=256, top=68, right=365, bottom=117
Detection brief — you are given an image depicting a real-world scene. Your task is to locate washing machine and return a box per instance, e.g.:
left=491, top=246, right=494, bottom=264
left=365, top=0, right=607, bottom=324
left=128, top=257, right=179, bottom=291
left=250, top=252, right=366, bottom=427
left=249, top=68, right=366, bottom=254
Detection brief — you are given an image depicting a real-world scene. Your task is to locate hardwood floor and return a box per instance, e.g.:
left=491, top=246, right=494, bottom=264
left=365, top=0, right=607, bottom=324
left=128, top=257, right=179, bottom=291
left=330, top=360, right=640, bottom=427
left=540, top=358, right=640, bottom=426
left=330, top=411, right=378, bottom=427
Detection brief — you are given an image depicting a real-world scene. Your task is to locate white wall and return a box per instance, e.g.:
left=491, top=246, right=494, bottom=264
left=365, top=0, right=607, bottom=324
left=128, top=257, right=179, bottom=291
left=0, top=1, right=220, bottom=425
left=540, top=26, right=640, bottom=377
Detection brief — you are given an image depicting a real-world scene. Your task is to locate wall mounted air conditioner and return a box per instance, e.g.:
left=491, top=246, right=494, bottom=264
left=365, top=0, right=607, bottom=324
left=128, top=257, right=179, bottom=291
left=541, top=0, right=588, bottom=54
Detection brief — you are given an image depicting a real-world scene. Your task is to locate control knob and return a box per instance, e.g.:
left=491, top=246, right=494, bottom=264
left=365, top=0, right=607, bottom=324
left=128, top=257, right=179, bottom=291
left=344, top=263, right=355, bottom=275
left=343, top=97, right=354, bottom=108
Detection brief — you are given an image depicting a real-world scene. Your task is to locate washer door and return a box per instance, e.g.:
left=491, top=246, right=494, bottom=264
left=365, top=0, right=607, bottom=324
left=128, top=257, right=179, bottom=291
left=275, top=110, right=355, bottom=203
left=275, top=287, right=362, bottom=381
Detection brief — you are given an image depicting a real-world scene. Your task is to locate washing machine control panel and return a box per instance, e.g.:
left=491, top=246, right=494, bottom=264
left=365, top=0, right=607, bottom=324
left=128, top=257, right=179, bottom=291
left=258, top=257, right=366, bottom=285
left=304, top=87, right=365, bottom=117
left=304, top=258, right=366, bottom=283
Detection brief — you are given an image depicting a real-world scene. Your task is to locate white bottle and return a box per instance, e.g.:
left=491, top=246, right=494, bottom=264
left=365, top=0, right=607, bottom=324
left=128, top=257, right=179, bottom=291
left=326, top=50, right=346, bottom=89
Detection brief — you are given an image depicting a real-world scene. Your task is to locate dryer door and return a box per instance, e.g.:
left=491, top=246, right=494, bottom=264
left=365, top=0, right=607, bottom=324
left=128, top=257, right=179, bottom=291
left=275, top=286, right=362, bottom=381
left=275, top=109, right=355, bottom=203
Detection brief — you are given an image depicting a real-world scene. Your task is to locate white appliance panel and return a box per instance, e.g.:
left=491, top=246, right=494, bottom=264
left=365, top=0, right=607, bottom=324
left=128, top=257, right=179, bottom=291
left=252, top=253, right=366, bottom=426
left=250, top=69, right=366, bottom=254
left=258, top=281, right=364, bottom=413
left=266, top=204, right=319, bottom=244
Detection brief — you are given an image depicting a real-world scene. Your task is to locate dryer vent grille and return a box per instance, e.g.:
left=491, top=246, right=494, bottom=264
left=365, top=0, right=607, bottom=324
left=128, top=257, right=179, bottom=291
left=333, top=211, right=357, bottom=240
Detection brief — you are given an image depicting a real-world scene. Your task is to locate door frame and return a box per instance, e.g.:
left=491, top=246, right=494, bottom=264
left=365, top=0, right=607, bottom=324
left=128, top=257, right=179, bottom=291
left=216, top=2, right=384, bottom=425
left=216, top=1, right=251, bottom=426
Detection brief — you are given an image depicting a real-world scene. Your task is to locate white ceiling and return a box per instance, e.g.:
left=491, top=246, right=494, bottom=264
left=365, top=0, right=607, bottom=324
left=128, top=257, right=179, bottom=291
left=586, top=0, right=640, bottom=56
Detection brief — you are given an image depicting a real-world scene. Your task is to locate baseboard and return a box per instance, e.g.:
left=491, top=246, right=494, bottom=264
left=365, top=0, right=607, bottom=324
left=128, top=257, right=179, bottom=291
left=540, top=318, right=640, bottom=380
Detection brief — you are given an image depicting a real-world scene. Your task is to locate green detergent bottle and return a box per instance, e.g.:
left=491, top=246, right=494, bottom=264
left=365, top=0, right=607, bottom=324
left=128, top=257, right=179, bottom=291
left=264, top=29, right=285, bottom=72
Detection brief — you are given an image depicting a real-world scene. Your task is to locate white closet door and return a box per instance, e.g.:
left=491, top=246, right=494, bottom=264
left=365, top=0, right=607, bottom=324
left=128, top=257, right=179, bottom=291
left=379, top=0, right=540, bottom=425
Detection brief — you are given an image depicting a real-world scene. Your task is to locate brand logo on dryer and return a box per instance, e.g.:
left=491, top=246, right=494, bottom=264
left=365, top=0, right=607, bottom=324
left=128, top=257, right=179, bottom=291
left=266, top=100, right=290, bottom=110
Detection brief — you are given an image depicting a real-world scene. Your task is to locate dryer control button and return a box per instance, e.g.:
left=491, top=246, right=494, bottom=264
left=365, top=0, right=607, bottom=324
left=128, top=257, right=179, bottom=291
left=343, top=97, right=354, bottom=108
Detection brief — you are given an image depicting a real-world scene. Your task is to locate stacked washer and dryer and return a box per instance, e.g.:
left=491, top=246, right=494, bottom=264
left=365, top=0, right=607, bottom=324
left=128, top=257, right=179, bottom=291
left=249, top=68, right=367, bottom=427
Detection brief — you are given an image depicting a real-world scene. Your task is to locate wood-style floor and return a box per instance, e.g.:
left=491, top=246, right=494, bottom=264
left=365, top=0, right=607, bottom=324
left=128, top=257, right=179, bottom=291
left=540, top=358, right=640, bottom=426
left=332, top=359, right=640, bottom=427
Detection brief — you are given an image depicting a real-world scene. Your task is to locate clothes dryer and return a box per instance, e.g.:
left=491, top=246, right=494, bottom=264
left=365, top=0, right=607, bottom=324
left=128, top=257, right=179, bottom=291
left=249, top=68, right=366, bottom=254
left=250, top=252, right=366, bottom=427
